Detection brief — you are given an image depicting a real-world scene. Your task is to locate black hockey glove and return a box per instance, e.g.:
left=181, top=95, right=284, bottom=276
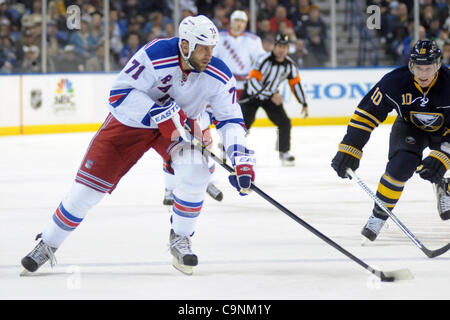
left=417, top=151, right=450, bottom=183
left=331, top=143, right=363, bottom=179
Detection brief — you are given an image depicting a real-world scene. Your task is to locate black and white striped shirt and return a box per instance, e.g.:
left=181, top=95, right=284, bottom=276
left=246, top=52, right=307, bottom=105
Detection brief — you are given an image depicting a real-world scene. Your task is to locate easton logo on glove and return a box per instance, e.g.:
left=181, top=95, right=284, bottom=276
left=151, top=102, right=180, bottom=124
left=149, top=101, right=187, bottom=140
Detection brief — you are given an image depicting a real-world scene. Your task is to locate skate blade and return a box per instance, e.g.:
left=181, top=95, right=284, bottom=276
left=361, top=237, right=372, bottom=246
left=172, top=258, right=194, bottom=276
left=20, top=268, right=32, bottom=277
left=281, top=161, right=295, bottom=167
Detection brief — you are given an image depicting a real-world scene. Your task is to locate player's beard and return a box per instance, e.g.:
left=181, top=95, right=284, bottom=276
left=188, top=56, right=209, bottom=72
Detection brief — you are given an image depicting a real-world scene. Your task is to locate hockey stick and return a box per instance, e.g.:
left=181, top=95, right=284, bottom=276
left=238, top=81, right=271, bottom=104
left=190, top=140, right=412, bottom=281
left=346, top=168, right=450, bottom=258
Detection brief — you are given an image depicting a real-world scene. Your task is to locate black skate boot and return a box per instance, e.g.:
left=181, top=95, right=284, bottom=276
left=206, top=183, right=223, bottom=201
left=169, top=229, right=198, bottom=275
left=361, top=207, right=388, bottom=241
left=21, top=234, right=57, bottom=274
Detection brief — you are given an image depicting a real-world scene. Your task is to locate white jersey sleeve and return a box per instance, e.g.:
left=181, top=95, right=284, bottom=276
left=205, top=57, right=249, bottom=163
left=108, top=47, right=159, bottom=128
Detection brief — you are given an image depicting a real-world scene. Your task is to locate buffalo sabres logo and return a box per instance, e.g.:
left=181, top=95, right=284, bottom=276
left=410, top=111, right=444, bottom=132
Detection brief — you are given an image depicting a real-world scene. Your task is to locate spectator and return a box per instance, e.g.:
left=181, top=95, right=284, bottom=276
left=427, top=18, right=441, bottom=40
left=164, top=22, right=175, bottom=38
left=18, top=44, right=40, bottom=73
left=259, top=0, right=279, bottom=20
left=145, top=11, right=170, bottom=39
left=122, top=0, right=140, bottom=23
left=269, top=5, right=294, bottom=33
left=221, top=0, right=236, bottom=17
left=108, top=21, right=123, bottom=66
left=20, top=0, right=42, bottom=32
left=256, top=15, right=273, bottom=39
left=384, top=2, right=410, bottom=59
left=297, top=5, right=328, bottom=66
left=0, top=0, right=19, bottom=30
left=53, top=44, right=84, bottom=72
left=181, top=8, right=197, bottom=19
left=19, top=27, right=37, bottom=51
left=435, top=0, right=449, bottom=26
left=180, top=0, right=198, bottom=18
left=212, top=4, right=228, bottom=30
left=68, top=18, right=98, bottom=59
left=435, top=26, right=449, bottom=50
left=262, top=33, right=275, bottom=52
left=442, top=40, right=450, bottom=65
left=277, top=19, right=298, bottom=55
left=290, top=0, right=313, bottom=35
left=46, top=20, right=67, bottom=68
left=47, top=0, right=67, bottom=31
left=0, top=34, right=22, bottom=73
left=421, top=5, right=437, bottom=36
left=89, top=11, right=104, bottom=47
left=398, top=24, right=426, bottom=65
left=119, top=31, right=140, bottom=66
left=289, top=38, right=309, bottom=68
left=85, top=42, right=118, bottom=72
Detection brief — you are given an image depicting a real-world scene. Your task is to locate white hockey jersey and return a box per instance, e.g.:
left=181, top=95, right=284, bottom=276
left=214, top=30, right=266, bottom=90
left=108, top=37, right=248, bottom=158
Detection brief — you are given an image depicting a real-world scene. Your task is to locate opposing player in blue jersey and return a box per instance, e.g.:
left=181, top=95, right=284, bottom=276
left=331, top=40, right=450, bottom=241
left=21, top=15, right=255, bottom=275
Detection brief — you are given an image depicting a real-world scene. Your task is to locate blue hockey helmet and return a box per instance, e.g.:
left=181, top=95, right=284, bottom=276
left=409, top=39, right=442, bottom=66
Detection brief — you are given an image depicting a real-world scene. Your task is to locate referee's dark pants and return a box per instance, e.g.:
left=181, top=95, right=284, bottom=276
left=240, top=92, right=291, bottom=153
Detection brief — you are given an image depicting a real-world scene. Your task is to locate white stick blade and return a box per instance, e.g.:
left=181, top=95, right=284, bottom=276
left=384, top=268, right=414, bottom=281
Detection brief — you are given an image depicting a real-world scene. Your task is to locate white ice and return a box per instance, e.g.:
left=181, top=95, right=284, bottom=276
left=1, top=125, right=449, bottom=299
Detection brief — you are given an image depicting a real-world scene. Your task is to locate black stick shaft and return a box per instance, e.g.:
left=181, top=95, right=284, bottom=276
left=198, top=143, right=387, bottom=279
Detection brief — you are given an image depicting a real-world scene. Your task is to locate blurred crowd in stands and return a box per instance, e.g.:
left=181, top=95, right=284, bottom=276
left=369, top=0, right=449, bottom=65
left=0, top=0, right=448, bottom=74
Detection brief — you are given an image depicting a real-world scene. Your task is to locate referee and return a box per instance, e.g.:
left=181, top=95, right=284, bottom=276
left=240, top=33, right=308, bottom=166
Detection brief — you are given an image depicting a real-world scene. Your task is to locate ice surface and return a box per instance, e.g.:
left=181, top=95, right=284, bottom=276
left=1, top=125, right=449, bottom=299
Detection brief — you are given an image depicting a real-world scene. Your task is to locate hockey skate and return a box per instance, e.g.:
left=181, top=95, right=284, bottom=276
left=280, top=152, right=295, bottom=166
left=206, top=183, right=223, bottom=201
left=163, top=188, right=174, bottom=206
left=361, top=208, right=388, bottom=241
left=435, top=178, right=450, bottom=220
left=20, top=234, right=57, bottom=275
left=169, top=229, right=198, bottom=275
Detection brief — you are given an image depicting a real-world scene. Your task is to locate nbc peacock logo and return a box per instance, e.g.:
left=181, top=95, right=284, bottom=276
left=52, top=78, right=76, bottom=114
left=56, top=78, right=74, bottom=94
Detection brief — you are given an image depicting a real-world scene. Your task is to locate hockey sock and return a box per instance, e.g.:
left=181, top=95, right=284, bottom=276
left=163, top=166, right=177, bottom=192
left=42, top=183, right=104, bottom=248
left=171, top=193, right=204, bottom=237
left=374, top=173, right=406, bottom=217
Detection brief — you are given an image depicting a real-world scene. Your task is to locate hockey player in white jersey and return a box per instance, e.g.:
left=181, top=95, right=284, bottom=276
left=21, top=15, right=255, bottom=276
left=214, top=10, right=266, bottom=100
